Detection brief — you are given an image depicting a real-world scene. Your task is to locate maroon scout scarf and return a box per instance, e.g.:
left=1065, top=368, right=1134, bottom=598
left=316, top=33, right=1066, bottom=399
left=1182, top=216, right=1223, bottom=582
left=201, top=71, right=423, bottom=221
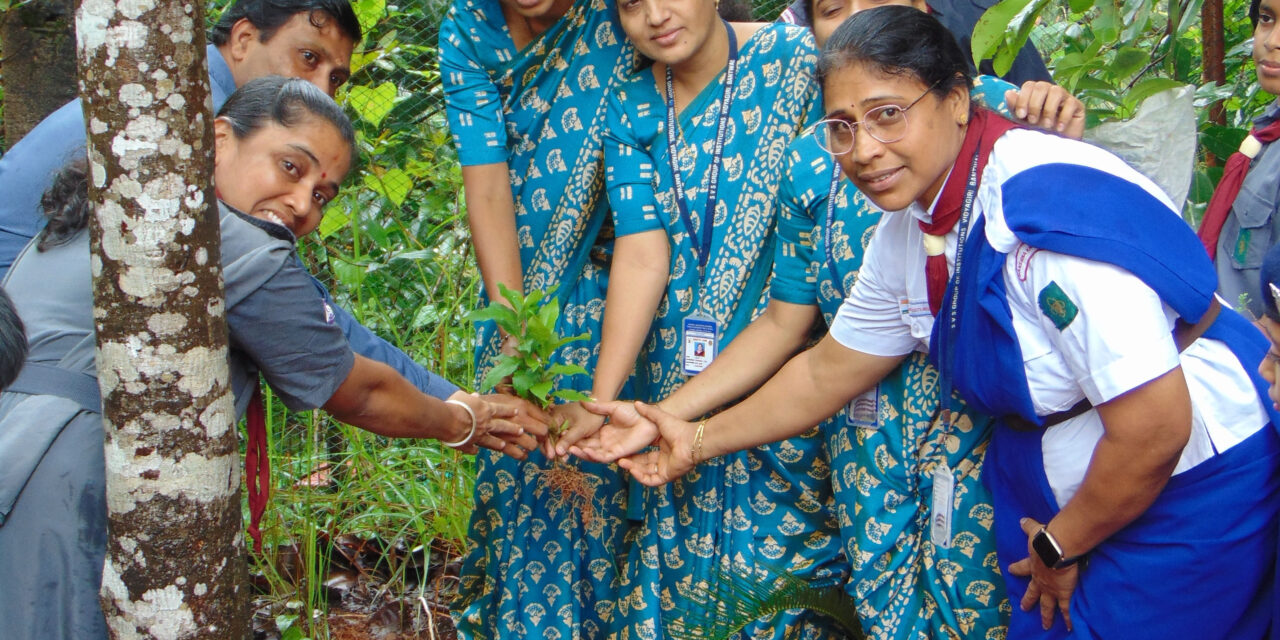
left=920, top=108, right=1022, bottom=316
left=1196, top=119, right=1280, bottom=259
left=245, top=385, right=270, bottom=553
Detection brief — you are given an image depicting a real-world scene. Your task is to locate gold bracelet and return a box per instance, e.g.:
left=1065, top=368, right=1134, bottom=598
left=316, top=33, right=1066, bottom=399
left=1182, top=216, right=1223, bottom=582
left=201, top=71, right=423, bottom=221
left=690, top=418, right=709, bottom=464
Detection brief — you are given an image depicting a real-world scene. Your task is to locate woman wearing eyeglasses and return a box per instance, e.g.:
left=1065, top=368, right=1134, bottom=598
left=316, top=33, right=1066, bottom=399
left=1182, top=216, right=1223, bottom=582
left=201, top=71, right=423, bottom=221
left=582, top=6, right=1280, bottom=639
left=572, top=6, right=1082, bottom=639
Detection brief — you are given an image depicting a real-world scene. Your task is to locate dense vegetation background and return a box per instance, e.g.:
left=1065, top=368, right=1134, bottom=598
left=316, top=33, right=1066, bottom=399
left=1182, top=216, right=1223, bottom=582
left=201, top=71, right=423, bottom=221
left=0, top=0, right=1270, bottom=636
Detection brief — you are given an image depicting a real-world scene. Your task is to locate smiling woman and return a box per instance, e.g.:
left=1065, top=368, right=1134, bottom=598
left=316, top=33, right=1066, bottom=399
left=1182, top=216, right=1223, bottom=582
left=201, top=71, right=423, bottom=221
left=0, top=76, right=549, bottom=640
left=584, top=7, right=1280, bottom=640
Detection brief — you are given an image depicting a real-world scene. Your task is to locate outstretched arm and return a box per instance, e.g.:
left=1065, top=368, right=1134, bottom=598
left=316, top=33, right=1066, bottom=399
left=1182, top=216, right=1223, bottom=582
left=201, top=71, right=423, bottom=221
left=324, top=354, right=550, bottom=459
left=578, top=334, right=903, bottom=480
left=554, top=228, right=670, bottom=454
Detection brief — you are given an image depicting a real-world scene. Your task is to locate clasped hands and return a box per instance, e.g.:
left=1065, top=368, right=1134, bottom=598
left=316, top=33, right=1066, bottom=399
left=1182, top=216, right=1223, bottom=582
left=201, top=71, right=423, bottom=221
left=543, top=399, right=700, bottom=486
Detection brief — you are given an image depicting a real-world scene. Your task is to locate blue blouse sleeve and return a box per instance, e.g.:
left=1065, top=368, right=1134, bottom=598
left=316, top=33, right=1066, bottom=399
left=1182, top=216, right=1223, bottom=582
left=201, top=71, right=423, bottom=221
left=439, top=5, right=509, bottom=167
left=604, top=87, right=664, bottom=237
left=770, top=143, right=819, bottom=305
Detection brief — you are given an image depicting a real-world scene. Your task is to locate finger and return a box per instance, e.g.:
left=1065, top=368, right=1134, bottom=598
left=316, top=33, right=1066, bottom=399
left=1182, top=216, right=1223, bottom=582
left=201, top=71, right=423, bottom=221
left=498, top=430, right=539, bottom=452
left=582, top=400, right=615, bottom=416
left=557, top=415, right=603, bottom=455
left=486, top=401, right=518, bottom=420
left=1008, top=557, right=1032, bottom=577
left=485, top=417, right=525, bottom=436
left=1038, top=87, right=1066, bottom=131
left=1040, top=592, right=1056, bottom=630
left=1004, top=88, right=1022, bottom=118
left=1061, top=597, right=1073, bottom=632
left=1020, top=82, right=1050, bottom=124
left=1019, top=517, right=1042, bottom=536
left=514, top=413, right=549, bottom=438
left=476, top=434, right=527, bottom=460
left=634, top=401, right=682, bottom=429
left=1019, top=578, right=1040, bottom=612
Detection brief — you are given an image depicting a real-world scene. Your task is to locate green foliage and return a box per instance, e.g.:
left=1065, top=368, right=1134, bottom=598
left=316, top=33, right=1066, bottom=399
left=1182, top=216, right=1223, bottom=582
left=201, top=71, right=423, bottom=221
left=467, top=283, right=592, bottom=407
left=668, top=561, right=864, bottom=640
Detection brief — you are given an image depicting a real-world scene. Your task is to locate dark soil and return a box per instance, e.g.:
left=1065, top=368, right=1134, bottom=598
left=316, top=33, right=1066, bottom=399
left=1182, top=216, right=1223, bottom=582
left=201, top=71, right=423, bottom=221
left=251, top=535, right=462, bottom=640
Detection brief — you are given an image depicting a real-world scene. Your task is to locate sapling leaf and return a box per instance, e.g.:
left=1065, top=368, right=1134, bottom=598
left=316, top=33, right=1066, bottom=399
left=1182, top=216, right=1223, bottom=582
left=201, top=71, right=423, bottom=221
left=513, top=370, right=543, bottom=399
left=548, top=363, right=588, bottom=377
left=466, top=305, right=520, bottom=334
left=530, top=380, right=554, bottom=402
left=496, top=283, right=525, bottom=316
left=481, top=358, right=519, bottom=392
left=552, top=389, right=593, bottom=403
left=554, top=332, right=591, bottom=350
left=538, top=302, right=560, bottom=331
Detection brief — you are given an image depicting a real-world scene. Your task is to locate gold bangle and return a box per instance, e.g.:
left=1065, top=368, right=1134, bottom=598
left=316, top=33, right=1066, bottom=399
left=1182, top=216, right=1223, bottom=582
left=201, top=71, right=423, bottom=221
left=690, top=418, right=709, bottom=464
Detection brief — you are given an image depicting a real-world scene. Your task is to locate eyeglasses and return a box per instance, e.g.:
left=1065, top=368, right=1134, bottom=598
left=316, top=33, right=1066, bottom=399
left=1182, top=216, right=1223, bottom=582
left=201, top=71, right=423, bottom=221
left=811, top=81, right=941, bottom=155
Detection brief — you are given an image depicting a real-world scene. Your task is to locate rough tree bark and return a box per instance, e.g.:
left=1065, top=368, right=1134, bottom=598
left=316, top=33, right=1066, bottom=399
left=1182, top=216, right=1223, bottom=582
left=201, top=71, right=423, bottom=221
left=1, top=0, right=78, bottom=144
left=75, top=0, right=249, bottom=636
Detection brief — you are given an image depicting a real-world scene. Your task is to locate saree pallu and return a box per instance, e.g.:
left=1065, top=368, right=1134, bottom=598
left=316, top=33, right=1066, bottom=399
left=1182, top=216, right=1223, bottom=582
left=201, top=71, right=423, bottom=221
left=440, top=1, right=635, bottom=636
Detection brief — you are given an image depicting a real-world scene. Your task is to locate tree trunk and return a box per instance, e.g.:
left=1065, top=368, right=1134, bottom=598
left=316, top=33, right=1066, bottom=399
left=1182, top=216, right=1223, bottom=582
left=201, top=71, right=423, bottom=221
left=1202, top=0, right=1226, bottom=165
left=75, top=0, right=249, bottom=635
left=1, top=0, right=78, bottom=144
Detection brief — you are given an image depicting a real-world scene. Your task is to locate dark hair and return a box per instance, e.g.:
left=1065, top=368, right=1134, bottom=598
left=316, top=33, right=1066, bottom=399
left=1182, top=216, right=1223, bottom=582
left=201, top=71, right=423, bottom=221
left=0, top=288, right=27, bottom=391
left=37, top=76, right=355, bottom=250
left=718, top=0, right=753, bottom=22
left=218, top=75, right=356, bottom=165
left=208, top=0, right=361, bottom=47
left=1252, top=0, right=1262, bottom=27
left=818, top=5, right=972, bottom=98
left=1260, top=243, right=1280, bottom=322
left=37, top=156, right=91, bottom=251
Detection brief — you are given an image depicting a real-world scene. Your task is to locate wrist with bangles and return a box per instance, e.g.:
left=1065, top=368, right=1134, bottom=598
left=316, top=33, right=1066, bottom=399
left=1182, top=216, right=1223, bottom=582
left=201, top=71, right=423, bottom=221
left=689, top=418, right=710, bottom=464
left=441, top=398, right=478, bottom=448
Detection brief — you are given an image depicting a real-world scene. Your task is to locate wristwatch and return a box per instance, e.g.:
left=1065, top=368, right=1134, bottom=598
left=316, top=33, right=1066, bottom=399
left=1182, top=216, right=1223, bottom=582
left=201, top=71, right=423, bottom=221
left=1032, top=526, right=1085, bottom=569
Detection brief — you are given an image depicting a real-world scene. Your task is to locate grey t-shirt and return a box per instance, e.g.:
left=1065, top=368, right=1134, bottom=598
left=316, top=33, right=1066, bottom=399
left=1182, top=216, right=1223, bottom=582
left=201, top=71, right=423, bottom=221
left=1215, top=101, right=1280, bottom=317
left=218, top=202, right=354, bottom=414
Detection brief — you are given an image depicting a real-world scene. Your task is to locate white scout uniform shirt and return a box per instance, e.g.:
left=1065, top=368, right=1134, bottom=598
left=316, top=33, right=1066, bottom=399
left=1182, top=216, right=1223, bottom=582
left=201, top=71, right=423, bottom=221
left=830, top=129, right=1267, bottom=508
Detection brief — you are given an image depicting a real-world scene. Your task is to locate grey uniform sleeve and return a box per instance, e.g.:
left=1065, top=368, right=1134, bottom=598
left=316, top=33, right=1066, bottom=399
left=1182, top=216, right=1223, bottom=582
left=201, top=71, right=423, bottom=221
left=226, top=245, right=355, bottom=412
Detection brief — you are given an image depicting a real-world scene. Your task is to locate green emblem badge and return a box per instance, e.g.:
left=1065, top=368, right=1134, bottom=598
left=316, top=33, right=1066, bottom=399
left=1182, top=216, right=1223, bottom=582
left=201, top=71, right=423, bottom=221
left=1234, top=229, right=1253, bottom=266
left=1038, top=281, right=1078, bottom=331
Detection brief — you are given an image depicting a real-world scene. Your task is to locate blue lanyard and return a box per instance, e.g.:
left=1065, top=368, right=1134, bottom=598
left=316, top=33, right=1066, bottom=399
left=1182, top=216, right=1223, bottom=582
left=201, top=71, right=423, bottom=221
left=936, top=150, right=983, bottom=420
left=664, top=19, right=739, bottom=280
left=822, top=161, right=846, bottom=300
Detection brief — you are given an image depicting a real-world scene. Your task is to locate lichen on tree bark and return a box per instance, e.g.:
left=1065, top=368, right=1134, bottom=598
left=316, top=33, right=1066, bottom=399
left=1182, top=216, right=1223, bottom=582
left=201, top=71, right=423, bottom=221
left=76, top=0, right=249, bottom=636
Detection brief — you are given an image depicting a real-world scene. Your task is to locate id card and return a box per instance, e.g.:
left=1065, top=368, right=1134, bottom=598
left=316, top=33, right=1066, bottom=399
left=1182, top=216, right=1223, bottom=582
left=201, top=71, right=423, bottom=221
left=930, top=466, right=954, bottom=550
left=682, top=314, right=719, bottom=375
left=846, top=386, right=879, bottom=430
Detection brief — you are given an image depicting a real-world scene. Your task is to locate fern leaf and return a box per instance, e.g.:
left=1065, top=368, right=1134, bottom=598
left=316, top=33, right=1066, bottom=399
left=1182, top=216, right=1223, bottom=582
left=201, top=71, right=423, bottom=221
left=666, top=561, right=864, bottom=640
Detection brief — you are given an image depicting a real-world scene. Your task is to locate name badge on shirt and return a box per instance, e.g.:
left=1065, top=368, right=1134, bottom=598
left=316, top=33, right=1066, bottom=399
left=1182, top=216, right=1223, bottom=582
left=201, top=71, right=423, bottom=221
left=930, top=466, right=955, bottom=550
left=898, top=297, right=931, bottom=319
left=682, top=313, right=719, bottom=375
left=846, top=386, right=879, bottom=430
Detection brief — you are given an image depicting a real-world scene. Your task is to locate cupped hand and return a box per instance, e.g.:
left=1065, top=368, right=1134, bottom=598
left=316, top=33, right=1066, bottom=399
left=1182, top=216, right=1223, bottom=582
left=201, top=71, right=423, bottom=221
left=566, top=400, right=659, bottom=462
left=550, top=401, right=607, bottom=459
left=444, top=391, right=540, bottom=460
left=1005, top=81, right=1086, bottom=140
left=611, top=402, right=698, bottom=487
left=1008, top=517, right=1079, bottom=632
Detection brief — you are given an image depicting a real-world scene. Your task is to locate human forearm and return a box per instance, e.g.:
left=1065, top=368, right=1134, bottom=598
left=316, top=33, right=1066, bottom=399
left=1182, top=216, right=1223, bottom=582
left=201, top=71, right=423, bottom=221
left=1046, top=367, right=1192, bottom=558
left=660, top=300, right=818, bottom=421
left=592, top=229, right=669, bottom=401
left=462, top=163, right=524, bottom=307
left=324, top=355, right=467, bottom=441
left=698, top=334, right=903, bottom=459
